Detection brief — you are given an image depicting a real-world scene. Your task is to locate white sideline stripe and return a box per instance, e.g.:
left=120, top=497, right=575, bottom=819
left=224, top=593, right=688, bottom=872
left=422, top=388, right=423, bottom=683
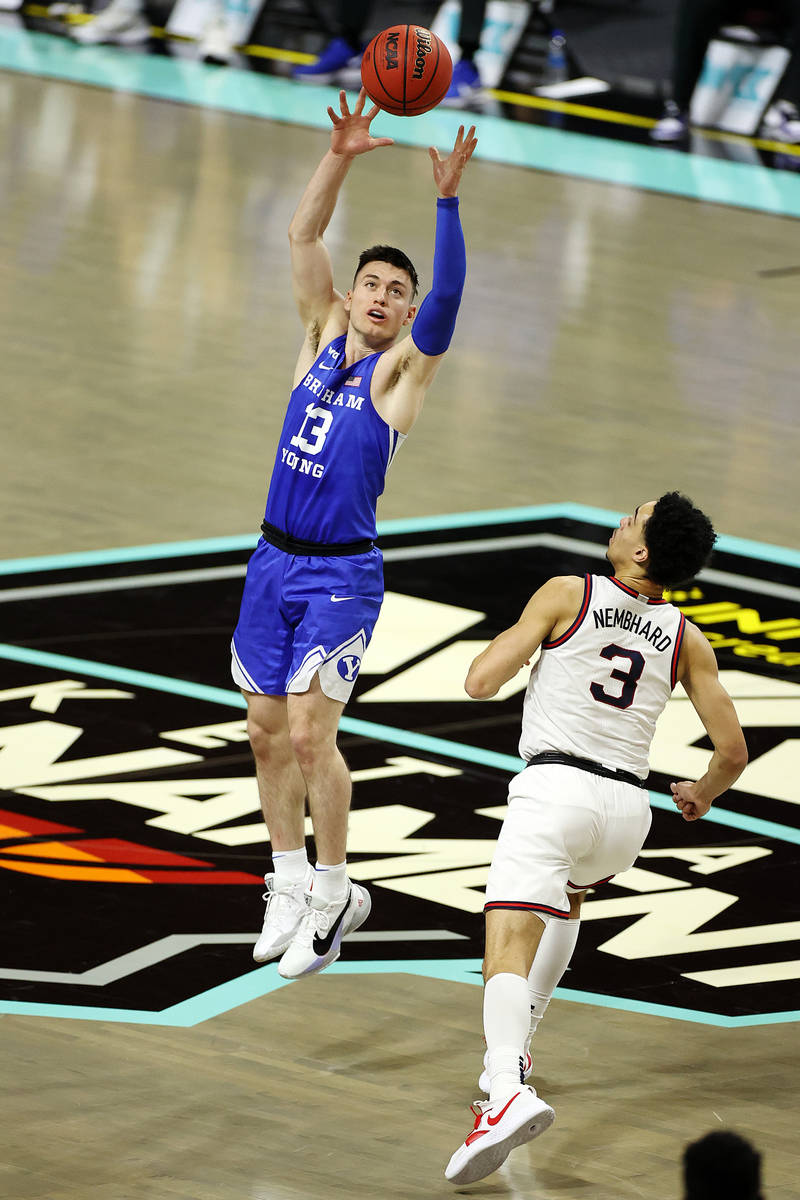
left=0, top=564, right=246, bottom=603
left=0, top=534, right=797, bottom=602
left=347, top=929, right=466, bottom=942
left=0, top=930, right=466, bottom=983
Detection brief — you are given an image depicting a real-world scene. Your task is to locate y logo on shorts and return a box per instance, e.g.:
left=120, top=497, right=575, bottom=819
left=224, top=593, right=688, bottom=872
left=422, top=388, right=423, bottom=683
left=338, top=655, right=361, bottom=682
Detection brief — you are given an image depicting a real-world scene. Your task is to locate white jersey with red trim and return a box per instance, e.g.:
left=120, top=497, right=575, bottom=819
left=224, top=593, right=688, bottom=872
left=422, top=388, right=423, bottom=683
left=519, top=574, right=687, bottom=778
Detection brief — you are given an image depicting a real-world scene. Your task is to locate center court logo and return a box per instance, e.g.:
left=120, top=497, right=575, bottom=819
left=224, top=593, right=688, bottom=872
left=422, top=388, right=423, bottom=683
left=1, top=506, right=799, bottom=1025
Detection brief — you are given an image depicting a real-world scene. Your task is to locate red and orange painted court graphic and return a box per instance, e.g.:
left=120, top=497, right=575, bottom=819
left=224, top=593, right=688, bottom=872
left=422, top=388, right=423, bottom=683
left=0, top=807, right=262, bottom=885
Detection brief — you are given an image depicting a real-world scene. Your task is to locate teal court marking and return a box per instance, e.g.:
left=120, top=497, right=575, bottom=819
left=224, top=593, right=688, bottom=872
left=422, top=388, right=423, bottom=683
left=1, top=628, right=800, bottom=1027
left=3, top=25, right=800, bottom=217
left=0, top=640, right=798, bottom=850
left=4, top=959, right=798, bottom=1028
left=2, top=501, right=799, bottom=575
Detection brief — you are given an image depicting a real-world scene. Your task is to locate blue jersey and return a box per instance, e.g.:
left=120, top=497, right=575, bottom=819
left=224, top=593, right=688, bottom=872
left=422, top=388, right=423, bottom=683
left=264, top=334, right=406, bottom=544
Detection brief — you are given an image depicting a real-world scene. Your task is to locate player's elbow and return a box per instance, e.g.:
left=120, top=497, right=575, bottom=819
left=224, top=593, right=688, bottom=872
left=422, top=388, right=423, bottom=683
left=287, top=222, right=316, bottom=248
left=729, top=737, right=749, bottom=773
left=465, top=670, right=496, bottom=700
left=721, top=734, right=748, bottom=776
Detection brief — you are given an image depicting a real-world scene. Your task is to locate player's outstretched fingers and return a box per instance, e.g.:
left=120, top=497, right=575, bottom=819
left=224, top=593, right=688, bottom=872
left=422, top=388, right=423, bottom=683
left=464, top=124, right=478, bottom=157
left=456, top=124, right=478, bottom=161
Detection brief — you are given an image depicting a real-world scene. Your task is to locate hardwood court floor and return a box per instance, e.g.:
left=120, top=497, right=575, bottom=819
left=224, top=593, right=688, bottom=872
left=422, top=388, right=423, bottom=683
left=3, top=976, right=800, bottom=1198
left=2, top=70, right=799, bottom=559
left=2, top=67, right=799, bottom=1199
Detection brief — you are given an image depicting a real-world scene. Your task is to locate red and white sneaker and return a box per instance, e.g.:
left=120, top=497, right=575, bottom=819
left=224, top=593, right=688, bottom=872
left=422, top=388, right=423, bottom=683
left=445, top=1086, right=555, bottom=1185
left=479, top=1049, right=532, bottom=1094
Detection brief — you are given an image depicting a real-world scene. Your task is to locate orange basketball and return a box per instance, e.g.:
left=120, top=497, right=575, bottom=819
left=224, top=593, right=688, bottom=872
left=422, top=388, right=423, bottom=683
left=361, top=24, right=453, bottom=117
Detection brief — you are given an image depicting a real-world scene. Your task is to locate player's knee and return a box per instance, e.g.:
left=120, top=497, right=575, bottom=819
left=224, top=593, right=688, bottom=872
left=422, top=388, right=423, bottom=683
left=287, top=722, right=328, bottom=770
left=482, top=932, right=513, bottom=980
left=483, top=947, right=517, bottom=982
left=247, top=710, right=290, bottom=765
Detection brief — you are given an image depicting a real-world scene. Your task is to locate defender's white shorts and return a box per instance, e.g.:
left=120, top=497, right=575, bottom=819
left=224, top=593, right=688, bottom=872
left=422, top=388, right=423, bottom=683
left=484, top=763, right=652, bottom=922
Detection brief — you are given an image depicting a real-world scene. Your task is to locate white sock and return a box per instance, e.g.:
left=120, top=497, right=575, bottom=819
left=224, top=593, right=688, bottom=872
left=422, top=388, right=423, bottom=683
left=311, top=860, right=348, bottom=903
left=272, top=847, right=308, bottom=886
left=526, top=918, right=580, bottom=1052
left=483, top=973, right=530, bottom=1103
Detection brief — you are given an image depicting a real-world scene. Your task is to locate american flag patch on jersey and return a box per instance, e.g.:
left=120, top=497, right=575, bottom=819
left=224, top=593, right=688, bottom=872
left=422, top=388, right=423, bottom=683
left=345, top=376, right=362, bottom=387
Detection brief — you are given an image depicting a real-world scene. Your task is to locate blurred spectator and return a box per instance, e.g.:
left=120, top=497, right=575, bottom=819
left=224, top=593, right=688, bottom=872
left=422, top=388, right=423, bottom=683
left=683, top=1130, right=764, bottom=1200
left=70, top=0, right=255, bottom=58
left=71, top=0, right=150, bottom=44
left=292, top=0, right=489, bottom=107
left=197, top=0, right=262, bottom=62
left=652, top=0, right=800, bottom=143
left=290, top=0, right=368, bottom=83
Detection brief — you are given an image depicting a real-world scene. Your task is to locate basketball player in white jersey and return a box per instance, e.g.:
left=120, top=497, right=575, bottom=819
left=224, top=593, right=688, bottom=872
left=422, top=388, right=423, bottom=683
left=445, top=493, right=748, bottom=1185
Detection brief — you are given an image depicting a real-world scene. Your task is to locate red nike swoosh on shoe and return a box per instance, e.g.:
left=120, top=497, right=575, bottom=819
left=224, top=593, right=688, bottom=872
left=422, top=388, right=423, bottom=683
left=486, top=1093, right=521, bottom=1127
left=464, top=1128, right=490, bottom=1147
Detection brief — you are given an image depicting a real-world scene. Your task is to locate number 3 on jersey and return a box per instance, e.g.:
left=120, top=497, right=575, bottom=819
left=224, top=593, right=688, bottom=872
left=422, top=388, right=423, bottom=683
left=290, top=404, right=332, bottom=455
left=590, top=643, right=645, bottom=709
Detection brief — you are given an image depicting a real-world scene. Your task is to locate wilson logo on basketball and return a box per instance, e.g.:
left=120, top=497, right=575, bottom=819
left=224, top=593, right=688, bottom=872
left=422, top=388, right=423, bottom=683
left=411, top=29, right=432, bottom=80
left=384, top=30, right=399, bottom=70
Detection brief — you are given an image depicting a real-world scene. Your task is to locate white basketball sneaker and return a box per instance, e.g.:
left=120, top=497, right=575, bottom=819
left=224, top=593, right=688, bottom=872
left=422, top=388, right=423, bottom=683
left=445, top=1086, right=555, bottom=1185
left=252, top=873, right=308, bottom=964
left=198, top=15, right=236, bottom=64
left=277, top=882, right=371, bottom=979
left=71, top=0, right=151, bottom=44
left=479, top=1049, right=533, bottom=1094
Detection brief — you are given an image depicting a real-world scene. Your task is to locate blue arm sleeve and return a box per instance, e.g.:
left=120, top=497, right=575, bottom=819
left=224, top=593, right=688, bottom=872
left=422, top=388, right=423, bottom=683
left=410, top=196, right=466, bottom=358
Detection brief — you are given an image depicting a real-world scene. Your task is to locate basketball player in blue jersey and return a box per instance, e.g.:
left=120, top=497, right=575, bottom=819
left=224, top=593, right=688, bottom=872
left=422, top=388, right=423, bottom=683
left=445, top=493, right=748, bottom=1185
left=231, top=88, right=477, bottom=981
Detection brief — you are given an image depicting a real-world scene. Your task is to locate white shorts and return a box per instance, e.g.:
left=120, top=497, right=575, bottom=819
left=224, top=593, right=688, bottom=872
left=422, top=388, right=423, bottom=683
left=484, top=763, right=652, bottom=923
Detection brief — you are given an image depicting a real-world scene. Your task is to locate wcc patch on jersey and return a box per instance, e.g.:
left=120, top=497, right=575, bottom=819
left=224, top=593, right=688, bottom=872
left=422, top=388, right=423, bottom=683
left=1, top=504, right=799, bottom=1028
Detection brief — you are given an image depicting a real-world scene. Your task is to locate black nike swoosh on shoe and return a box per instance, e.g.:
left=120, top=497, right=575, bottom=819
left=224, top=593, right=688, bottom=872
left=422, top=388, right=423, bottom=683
left=312, top=888, right=351, bottom=957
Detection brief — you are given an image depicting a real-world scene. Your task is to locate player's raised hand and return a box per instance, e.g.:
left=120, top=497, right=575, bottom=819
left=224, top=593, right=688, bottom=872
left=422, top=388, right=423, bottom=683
left=429, top=124, right=478, bottom=197
left=327, top=88, right=394, bottom=157
left=670, top=780, right=712, bottom=822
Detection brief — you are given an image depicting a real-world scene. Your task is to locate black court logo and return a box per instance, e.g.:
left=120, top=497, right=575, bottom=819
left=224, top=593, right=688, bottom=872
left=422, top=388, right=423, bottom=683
left=1, top=507, right=799, bottom=1025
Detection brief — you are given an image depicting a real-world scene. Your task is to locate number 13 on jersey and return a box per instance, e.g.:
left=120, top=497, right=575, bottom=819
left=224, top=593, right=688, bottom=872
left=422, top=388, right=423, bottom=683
left=290, top=404, right=332, bottom=456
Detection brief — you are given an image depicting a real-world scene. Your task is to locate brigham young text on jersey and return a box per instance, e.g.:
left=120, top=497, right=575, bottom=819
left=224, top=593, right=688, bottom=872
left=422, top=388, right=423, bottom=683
left=230, top=90, right=478, bottom=981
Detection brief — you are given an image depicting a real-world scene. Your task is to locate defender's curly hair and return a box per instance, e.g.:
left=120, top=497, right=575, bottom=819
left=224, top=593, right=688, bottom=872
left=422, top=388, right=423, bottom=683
left=354, top=245, right=419, bottom=299
left=644, top=492, right=716, bottom=586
